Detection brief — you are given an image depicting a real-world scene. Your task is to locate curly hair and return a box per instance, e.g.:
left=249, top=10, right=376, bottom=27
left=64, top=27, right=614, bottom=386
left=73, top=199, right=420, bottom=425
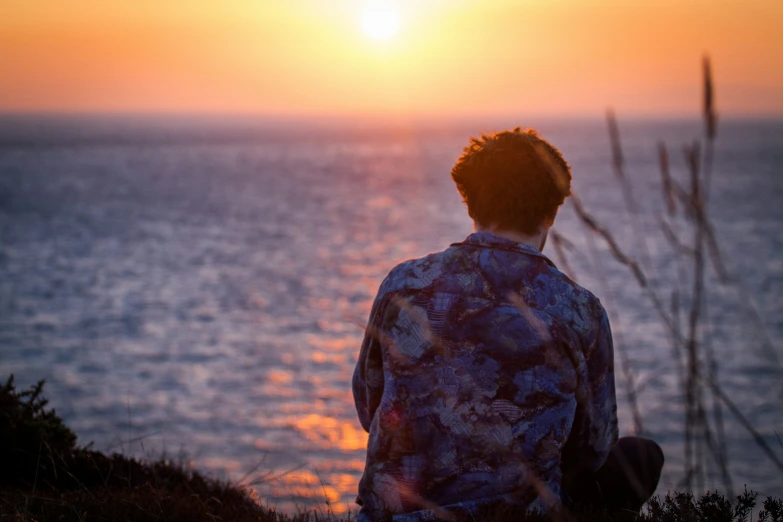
left=450, top=127, right=572, bottom=236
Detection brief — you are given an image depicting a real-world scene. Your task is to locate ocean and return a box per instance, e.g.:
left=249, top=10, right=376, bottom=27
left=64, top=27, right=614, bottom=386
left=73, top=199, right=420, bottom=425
left=1, top=115, right=781, bottom=513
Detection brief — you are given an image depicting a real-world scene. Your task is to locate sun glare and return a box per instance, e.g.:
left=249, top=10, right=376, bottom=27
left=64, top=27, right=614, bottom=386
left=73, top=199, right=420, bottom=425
left=361, top=2, right=400, bottom=40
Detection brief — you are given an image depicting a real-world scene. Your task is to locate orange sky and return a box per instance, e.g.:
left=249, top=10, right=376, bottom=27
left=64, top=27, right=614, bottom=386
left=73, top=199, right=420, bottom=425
left=1, top=0, right=781, bottom=117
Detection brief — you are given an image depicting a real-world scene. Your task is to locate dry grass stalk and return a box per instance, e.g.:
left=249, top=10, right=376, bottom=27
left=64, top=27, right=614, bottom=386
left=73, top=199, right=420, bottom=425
left=606, top=110, right=654, bottom=273
left=657, top=143, right=677, bottom=216
left=549, top=230, right=577, bottom=282
left=580, top=222, right=645, bottom=435
left=554, top=57, right=783, bottom=498
left=682, top=140, right=705, bottom=492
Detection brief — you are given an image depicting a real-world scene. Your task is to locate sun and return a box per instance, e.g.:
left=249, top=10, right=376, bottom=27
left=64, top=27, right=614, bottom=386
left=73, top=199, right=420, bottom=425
left=361, top=2, right=400, bottom=40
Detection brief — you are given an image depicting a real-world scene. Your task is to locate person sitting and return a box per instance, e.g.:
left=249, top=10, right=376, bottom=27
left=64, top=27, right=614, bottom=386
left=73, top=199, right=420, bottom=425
left=352, top=128, right=664, bottom=520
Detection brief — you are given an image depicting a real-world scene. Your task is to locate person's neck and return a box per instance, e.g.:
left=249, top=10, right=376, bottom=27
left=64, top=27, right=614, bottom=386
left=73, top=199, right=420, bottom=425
left=475, top=224, right=548, bottom=252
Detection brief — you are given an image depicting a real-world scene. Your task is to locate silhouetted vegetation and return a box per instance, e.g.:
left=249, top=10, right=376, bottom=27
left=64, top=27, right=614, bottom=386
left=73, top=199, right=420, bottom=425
left=0, top=375, right=283, bottom=521
left=549, top=56, right=783, bottom=496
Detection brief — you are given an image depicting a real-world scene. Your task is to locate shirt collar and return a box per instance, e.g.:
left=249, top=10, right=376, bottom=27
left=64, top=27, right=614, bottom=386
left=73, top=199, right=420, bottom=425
left=451, top=231, right=557, bottom=267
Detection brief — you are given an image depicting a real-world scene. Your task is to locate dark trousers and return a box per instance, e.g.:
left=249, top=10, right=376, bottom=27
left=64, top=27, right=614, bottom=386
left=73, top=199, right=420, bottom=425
left=563, top=436, right=665, bottom=513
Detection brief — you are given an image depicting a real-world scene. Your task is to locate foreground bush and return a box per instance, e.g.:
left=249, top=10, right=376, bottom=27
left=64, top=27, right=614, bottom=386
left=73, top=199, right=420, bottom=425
left=0, top=375, right=285, bottom=521
left=1, top=375, right=780, bottom=521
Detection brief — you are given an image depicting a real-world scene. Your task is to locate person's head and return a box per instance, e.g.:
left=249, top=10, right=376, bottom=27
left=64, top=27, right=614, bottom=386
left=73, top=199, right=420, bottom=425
left=450, top=127, right=572, bottom=238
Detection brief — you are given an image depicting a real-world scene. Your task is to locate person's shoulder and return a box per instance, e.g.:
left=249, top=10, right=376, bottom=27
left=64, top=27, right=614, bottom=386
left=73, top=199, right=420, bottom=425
left=538, top=263, right=608, bottom=324
left=376, top=247, right=454, bottom=297
left=564, top=270, right=605, bottom=313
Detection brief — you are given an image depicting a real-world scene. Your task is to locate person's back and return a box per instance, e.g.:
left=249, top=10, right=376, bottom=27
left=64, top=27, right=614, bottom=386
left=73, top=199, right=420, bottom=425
left=353, top=128, right=662, bottom=520
left=354, top=231, right=616, bottom=517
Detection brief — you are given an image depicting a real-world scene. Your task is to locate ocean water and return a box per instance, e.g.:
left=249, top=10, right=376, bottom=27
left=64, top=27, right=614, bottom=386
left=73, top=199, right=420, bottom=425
left=1, top=115, right=781, bottom=513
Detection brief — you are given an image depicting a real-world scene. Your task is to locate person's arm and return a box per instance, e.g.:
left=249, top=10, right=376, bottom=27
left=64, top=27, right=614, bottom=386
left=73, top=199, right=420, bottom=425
left=352, top=290, right=389, bottom=432
left=561, top=303, right=619, bottom=478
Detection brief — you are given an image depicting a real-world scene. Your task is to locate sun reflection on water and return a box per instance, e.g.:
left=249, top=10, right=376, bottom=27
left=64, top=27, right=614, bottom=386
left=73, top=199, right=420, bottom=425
left=263, top=469, right=351, bottom=514
left=292, top=414, right=368, bottom=452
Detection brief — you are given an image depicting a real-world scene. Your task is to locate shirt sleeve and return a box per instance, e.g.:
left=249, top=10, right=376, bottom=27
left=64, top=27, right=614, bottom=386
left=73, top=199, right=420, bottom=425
left=352, top=289, right=389, bottom=433
left=561, top=303, right=619, bottom=476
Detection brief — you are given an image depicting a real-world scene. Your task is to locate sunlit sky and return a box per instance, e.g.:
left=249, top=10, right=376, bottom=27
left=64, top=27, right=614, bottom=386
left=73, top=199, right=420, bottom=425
left=2, top=0, right=781, bottom=117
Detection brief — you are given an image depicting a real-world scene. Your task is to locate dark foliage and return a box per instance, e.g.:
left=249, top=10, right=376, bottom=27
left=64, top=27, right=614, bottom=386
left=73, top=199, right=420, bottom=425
left=0, top=376, right=280, bottom=521
left=0, top=375, right=78, bottom=487
left=758, top=496, right=783, bottom=522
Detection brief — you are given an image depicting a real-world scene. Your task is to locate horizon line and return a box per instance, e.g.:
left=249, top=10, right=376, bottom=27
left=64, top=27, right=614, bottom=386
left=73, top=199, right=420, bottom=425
left=2, top=109, right=783, bottom=123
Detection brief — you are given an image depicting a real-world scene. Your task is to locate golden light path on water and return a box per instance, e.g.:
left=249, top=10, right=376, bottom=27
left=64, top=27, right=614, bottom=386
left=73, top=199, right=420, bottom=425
left=197, top=332, right=371, bottom=514
left=213, top=252, right=387, bottom=515
left=239, top=227, right=421, bottom=514
left=250, top=333, right=371, bottom=513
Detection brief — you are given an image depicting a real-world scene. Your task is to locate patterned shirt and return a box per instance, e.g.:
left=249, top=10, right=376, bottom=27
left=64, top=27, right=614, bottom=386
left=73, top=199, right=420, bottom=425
left=352, top=231, right=618, bottom=520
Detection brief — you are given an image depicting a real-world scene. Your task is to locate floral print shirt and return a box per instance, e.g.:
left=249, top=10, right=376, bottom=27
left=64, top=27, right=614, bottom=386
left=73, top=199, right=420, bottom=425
left=353, top=232, right=618, bottom=520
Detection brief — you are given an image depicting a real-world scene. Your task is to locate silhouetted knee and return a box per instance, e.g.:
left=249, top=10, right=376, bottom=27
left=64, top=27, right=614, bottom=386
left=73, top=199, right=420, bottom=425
left=596, top=436, right=665, bottom=511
